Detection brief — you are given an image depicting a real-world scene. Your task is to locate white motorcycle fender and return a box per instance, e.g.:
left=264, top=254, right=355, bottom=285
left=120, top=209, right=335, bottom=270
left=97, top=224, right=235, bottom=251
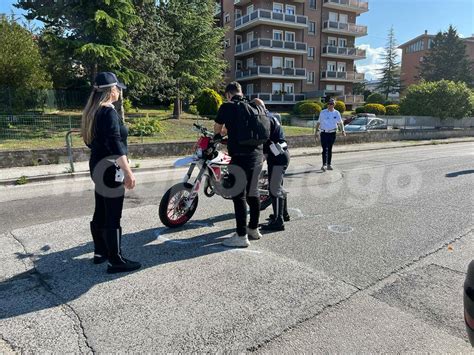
left=173, top=156, right=196, bottom=168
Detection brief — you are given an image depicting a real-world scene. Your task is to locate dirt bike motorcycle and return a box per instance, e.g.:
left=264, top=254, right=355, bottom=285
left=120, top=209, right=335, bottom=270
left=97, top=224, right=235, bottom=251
left=159, top=123, right=272, bottom=228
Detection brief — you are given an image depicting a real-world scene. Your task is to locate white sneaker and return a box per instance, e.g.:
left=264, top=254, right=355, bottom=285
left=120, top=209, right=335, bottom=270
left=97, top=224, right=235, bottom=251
left=222, top=233, right=250, bottom=248
left=247, top=227, right=262, bottom=240
left=321, top=165, right=327, bottom=172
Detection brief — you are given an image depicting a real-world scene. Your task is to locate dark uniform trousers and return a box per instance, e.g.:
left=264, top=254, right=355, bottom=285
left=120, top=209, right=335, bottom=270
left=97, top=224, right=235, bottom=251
left=320, top=132, right=337, bottom=166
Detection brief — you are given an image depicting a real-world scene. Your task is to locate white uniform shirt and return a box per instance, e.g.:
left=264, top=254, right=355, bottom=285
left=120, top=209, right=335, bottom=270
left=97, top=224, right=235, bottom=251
left=318, top=109, right=342, bottom=131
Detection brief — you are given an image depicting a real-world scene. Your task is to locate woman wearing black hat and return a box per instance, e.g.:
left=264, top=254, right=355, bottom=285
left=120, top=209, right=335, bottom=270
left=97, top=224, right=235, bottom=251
left=81, top=72, right=141, bottom=274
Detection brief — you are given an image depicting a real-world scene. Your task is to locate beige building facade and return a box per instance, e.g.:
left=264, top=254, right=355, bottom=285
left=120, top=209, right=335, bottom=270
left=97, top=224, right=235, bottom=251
left=216, top=0, right=368, bottom=108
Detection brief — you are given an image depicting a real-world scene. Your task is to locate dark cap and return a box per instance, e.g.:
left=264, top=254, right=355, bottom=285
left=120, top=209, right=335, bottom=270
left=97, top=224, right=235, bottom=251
left=93, top=72, right=126, bottom=90
left=328, top=98, right=336, bottom=104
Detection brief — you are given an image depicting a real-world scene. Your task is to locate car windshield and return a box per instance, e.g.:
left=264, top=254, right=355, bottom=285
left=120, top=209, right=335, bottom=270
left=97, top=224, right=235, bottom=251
left=349, top=118, right=368, bottom=126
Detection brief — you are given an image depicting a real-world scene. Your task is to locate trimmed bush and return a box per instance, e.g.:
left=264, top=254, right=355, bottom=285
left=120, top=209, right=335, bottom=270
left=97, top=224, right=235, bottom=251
left=364, top=103, right=386, bottom=115
left=355, top=106, right=367, bottom=114
left=293, top=100, right=322, bottom=115
left=385, top=104, right=400, bottom=116
left=298, top=102, right=322, bottom=115
left=400, top=80, right=473, bottom=119
left=335, top=100, right=346, bottom=113
left=366, top=93, right=385, bottom=104
left=196, top=88, right=223, bottom=116
left=186, top=105, right=199, bottom=115
left=128, top=115, right=163, bottom=136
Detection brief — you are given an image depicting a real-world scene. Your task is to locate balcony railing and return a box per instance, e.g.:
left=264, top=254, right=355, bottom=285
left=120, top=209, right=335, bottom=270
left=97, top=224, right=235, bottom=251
left=321, top=45, right=366, bottom=59
left=236, top=66, right=306, bottom=80
left=235, top=9, right=308, bottom=31
left=321, top=71, right=365, bottom=81
left=248, top=93, right=306, bottom=104
left=323, top=0, right=369, bottom=13
left=337, top=95, right=365, bottom=104
left=236, top=38, right=307, bottom=55
left=322, top=21, right=368, bottom=36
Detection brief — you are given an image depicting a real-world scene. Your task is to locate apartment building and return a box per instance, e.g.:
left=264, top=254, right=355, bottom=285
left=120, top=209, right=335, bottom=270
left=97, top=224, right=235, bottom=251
left=399, top=31, right=474, bottom=90
left=215, top=0, right=368, bottom=108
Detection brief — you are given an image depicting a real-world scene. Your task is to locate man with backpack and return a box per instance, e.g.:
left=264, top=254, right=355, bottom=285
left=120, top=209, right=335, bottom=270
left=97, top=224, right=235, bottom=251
left=214, top=82, right=270, bottom=247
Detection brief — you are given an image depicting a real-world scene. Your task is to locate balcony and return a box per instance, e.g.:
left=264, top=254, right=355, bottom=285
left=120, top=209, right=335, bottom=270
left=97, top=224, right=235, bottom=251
left=236, top=66, right=306, bottom=81
left=248, top=93, right=306, bottom=105
left=323, top=0, right=369, bottom=14
left=235, top=9, right=308, bottom=31
left=322, top=21, right=367, bottom=37
left=320, top=71, right=365, bottom=82
left=321, top=46, right=366, bottom=60
left=235, top=38, right=307, bottom=56
left=235, top=0, right=304, bottom=4
left=337, top=95, right=365, bottom=104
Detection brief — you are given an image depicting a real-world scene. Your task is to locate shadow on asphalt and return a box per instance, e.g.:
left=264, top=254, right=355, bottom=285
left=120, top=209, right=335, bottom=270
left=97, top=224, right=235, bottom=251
left=0, top=220, right=238, bottom=320
left=445, top=170, right=474, bottom=178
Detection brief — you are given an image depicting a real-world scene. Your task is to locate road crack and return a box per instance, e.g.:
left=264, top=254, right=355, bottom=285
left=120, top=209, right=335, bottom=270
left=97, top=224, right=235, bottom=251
left=6, top=231, right=95, bottom=354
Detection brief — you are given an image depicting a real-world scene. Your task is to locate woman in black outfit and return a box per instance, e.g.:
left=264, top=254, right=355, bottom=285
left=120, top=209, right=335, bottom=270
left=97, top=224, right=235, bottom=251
left=81, top=72, right=141, bottom=274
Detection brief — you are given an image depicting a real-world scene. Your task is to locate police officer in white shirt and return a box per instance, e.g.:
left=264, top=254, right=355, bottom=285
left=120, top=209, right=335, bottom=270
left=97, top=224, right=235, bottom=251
left=315, top=98, right=346, bottom=171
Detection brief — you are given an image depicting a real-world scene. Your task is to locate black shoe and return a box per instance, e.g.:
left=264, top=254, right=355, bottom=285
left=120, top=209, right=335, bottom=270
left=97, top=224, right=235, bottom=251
left=107, top=259, right=142, bottom=274
left=327, top=165, right=334, bottom=170
left=268, top=214, right=290, bottom=222
left=104, top=227, right=141, bottom=274
left=93, top=254, right=108, bottom=264
left=261, top=218, right=285, bottom=231
left=90, top=221, right=108, bottom=264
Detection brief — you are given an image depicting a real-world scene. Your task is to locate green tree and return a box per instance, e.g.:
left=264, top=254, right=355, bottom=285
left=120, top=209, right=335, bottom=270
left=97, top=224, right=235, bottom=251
left=125, top=0, right=178, bottom=105
left=0, top=16, right=51, bottom=112
left=160, top=0, right=227, bottom=118
left=366, top=92, right=385, bottom=104
left=419, top=26, right=474, bottom=87
left=377, top=26, right=401, bottom=100
left=16, top=0, right=140, bottom=84
left=400, top=80, right=473, bottom=119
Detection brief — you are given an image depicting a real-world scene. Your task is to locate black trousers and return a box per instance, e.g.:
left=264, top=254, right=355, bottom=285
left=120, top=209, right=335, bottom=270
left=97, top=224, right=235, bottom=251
left=229, top=154, right=263, bottom=236
left=267, top=150, right=290, bottom=198
left=320, top=132, right=337, bottom=166
left=90, top=160, right=125, bottom=230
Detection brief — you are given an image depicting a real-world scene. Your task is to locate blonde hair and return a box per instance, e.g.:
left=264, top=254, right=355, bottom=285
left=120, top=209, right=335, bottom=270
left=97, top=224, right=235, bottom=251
left=81, top=87, right=115, bottom=145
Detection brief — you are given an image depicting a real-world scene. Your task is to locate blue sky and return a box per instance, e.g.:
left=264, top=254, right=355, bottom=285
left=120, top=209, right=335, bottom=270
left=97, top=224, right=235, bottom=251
left=2, top=0, right=473, bottom=81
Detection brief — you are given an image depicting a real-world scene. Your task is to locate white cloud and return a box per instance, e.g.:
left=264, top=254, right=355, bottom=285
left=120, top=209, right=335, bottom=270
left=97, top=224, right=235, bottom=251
left=356, top=44, right=402, bottom=81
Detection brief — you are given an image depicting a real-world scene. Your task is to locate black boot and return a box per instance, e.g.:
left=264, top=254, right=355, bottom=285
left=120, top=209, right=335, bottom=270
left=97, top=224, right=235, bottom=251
left=267, top=195, right=290, bottom=222
left=90, top=221, right=107, bottom=264
left=261, top=197, right=285, bottom=231
left=282, top=194, right=290, bottom=222
left=104, top=227, right=141, bottom=274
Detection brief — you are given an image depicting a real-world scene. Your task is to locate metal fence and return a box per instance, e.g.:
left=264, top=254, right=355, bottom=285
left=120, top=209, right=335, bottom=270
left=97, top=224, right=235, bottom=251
left=0, top=114, right=82, bottom=140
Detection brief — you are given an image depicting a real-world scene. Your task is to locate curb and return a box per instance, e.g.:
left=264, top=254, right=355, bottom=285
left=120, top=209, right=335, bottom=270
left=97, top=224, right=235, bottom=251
left=1, top=138, right=473, bottom=186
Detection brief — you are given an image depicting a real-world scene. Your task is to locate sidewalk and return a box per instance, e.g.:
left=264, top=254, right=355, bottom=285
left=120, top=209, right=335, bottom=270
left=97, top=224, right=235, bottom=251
left=0, top=137, right=473, bottom=184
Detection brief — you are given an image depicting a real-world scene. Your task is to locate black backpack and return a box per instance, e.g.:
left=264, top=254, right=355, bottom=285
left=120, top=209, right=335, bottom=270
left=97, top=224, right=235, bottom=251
left=234, top=100, right=271, bottom=146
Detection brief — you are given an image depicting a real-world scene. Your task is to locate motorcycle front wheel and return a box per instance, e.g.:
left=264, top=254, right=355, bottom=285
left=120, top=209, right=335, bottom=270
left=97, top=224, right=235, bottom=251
left=159, top=183, right=199, bottom=228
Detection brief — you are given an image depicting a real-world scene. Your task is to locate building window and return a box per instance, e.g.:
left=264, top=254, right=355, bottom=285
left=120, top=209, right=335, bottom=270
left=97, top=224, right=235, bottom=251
left=273, top=30, right=283, bottom=41
left=224, top=39, right=230, bottom=49
left=235, top=9, right=242, bottom=19
left=328, top=37, right=337, bottom=46
left=247, top=5, right=254, bottom=14
left=338, top=38, right=347, bottom=47
left=247, top=57, right=255, bottom=68
left=236, top=60, right=242, bottom=70
left=428, top=38, right=435, bottom=49
left=337, top=62, right=346, bottom=72
left=272, top=82, right=283, bottom=94
left=406, top=40, right=425, bottom=53
left=308, top=21, right=316, bottom=35
left=224, top=13, right=230, bottom=23
left=307, top=72, right=315, bottom=84
left=327, top=61, right=336, bottom=71
left=286, top=5, right=296, bottom=15
left=285, top=31, right=295, bottom=42
left=284, top=83, right=294, bottom=94
left=336, top=85, right=345, bottom=94
left=284, top=58, right=295, bottom=69
left=310, top=0, right=316, bottom=9
left=246, top=84, right=254, bottom=95
left=273, top=3, right=284, bottom=13
left=272, top=56, right=283, bottom=68
left=308, top=47, right=315, bottom=60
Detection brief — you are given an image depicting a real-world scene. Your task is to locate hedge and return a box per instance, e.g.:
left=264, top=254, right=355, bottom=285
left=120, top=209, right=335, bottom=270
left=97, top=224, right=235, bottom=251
left=196, top=88, right=223, bottom=116
left=298, top=102, right=322, bottom=115
left=366, top=93, right=385, bottom=104
left=293, top=100, right=322, bottom=115
left=385, top=104, right=400, bottom=116
left=364, top=103, right=386, bottom=115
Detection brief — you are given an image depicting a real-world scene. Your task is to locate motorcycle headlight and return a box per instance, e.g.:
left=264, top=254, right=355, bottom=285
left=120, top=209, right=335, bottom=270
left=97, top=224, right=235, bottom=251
left=195, top=148, right=203, bottom=158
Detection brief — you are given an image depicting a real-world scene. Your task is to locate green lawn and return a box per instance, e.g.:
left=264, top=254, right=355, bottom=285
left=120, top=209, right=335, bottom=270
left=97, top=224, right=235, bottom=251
left=0, top=115, right=313, bottom=151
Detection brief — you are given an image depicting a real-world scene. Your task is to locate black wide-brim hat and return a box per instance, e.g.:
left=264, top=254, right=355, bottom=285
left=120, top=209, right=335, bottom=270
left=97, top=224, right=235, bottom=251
left=93, top=72, right=127, bottom=90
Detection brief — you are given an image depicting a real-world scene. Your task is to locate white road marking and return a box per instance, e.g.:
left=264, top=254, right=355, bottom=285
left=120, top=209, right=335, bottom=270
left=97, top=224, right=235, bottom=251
left=328, top=225, right=354, bottom=234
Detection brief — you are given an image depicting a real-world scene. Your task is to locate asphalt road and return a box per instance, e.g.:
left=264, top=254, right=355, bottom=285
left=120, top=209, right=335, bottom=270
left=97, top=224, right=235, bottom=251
left=0, top=142, right=473, bottom=352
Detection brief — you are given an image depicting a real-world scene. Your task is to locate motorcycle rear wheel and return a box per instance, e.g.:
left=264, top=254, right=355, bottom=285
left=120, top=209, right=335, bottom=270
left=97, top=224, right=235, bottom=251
left=159, top=183, right=199, bottom=228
